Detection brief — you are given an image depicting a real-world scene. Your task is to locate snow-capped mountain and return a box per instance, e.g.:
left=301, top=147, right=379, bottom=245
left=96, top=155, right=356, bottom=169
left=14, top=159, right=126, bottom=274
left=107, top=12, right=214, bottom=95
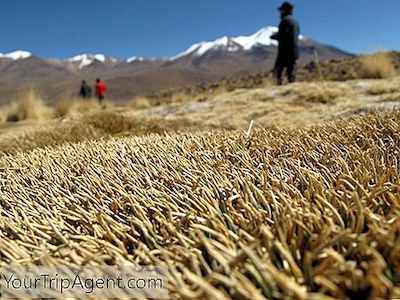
left=0, top=26, right=351, bottom=104
left=171, top=27, right=305, bottom=60
left=0, top=27, right=307, bottom=67
left=67, top=54, right=118, bottom=69
left=0, top=50, right=32, bottom=60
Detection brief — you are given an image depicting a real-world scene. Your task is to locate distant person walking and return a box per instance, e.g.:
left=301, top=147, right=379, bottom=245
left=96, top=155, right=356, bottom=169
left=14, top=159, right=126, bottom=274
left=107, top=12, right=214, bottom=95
left=95, top=78, right=107, bottom=105
left=271, top=2, right=300, bottom=85
left=79, top=80, right=92, bottom=98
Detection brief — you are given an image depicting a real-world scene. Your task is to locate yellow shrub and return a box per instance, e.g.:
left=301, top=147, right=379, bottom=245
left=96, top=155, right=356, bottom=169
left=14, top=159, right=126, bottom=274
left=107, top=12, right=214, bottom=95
left=360, top=52, right=396, bottom=78
left=130, top=97, right=153, bottom=109
left=6, top=88, right=54, bottom=122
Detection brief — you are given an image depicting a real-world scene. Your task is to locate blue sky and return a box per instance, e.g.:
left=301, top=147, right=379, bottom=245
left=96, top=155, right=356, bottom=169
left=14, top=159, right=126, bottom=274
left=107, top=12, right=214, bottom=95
left=0, top=0, right=398, bottom=59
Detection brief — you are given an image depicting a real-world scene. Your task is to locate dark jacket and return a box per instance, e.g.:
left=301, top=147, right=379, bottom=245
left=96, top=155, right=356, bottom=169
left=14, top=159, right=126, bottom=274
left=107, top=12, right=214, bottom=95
left=79, top=83, right=92, bottom=98
left=271, top=14, right=300, bottom=60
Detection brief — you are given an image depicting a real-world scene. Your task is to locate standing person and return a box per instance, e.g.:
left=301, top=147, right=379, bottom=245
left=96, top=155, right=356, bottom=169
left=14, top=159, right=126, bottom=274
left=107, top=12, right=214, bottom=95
left=270, top=2, right=300, bottom=85
left=79, top=80, right=92, bottom=98
left=95, top=78, right=107, bottom=105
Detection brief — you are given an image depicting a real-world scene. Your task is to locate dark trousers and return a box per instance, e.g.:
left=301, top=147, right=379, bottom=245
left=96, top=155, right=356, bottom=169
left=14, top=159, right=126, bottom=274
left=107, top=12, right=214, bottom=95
left=97, top=95, right=105, bottom=105
left=274, top=56, right=297, bottom=85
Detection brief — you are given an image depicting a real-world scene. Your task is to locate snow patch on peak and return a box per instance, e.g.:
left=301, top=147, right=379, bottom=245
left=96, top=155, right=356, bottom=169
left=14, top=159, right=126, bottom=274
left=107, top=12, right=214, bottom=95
left=193, top=36, right=236, bottom=56
left=171, top=26, right=306, bottom=60
left=68, top=54, right=107, bottom=69
left=233, top=26, right=279, bottom=50
left=126, top=56, right=145, bottom=63
left=0, top=50, right=32, bottom=60
left=170, top=44, right=203, bottom=61
left=170, top=36, right=240, bottom=61
left=93, top=54, right=106, bottom=62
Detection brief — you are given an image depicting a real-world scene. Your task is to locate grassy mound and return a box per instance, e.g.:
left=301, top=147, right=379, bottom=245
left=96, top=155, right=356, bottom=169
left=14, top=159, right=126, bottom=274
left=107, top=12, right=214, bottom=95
left=0, top=111, right=399, bottom=299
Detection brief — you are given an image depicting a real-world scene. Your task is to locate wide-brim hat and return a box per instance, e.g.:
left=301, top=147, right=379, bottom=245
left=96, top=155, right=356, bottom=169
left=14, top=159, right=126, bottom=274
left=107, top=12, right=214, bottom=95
left=278, top=2, right=294, bottom=11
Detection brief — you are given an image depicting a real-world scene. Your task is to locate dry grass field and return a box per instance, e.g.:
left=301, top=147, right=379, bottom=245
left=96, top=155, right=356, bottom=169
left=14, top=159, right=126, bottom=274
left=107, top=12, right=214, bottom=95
left=0, top=76, right=399, bottom=156
left=0, top=57, right=399, bottom=299
left=0, top=110, right=399, bottom=299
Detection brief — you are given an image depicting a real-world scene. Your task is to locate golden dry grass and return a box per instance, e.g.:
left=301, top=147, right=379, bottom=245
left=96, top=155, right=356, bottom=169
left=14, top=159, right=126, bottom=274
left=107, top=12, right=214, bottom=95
left=360, top=52, right=397, bottom=79
left=129, top=96, right=154, bottom=110
left=1, top=78, right=400, bottom=156
left=0, top=110, right=6, bottom=123
left=54, top=97, right=77, bottom=117
left=55, top=97, right=102, bottom=117
left=364, top=79, right=400, bottom=95
left=0, top=121, right=100, bottom=155
left=279, top=82, right=354, bottom=104
left=0, top=111, right=399, bottom=299
left=127, top=79, right=399, bottom=130
left=5, top=88, right=54, bottom=122
left=0, top=111, right=196, bottom=155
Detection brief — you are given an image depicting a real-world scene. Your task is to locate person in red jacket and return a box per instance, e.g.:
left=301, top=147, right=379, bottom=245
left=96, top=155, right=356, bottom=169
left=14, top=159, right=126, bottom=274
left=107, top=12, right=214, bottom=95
left=95, top=78, right=107, bottom=105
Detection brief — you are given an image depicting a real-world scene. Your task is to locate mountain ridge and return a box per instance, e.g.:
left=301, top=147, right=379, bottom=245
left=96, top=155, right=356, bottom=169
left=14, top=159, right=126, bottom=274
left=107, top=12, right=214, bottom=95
left=0, top=26, right=352, bottom=104
left=0, top=27, right=342, bottom=66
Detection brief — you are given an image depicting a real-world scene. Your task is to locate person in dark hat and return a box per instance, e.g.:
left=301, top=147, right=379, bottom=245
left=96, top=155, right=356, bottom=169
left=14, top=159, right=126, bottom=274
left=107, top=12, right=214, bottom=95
left=270, top=1, right=300, bottom=85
